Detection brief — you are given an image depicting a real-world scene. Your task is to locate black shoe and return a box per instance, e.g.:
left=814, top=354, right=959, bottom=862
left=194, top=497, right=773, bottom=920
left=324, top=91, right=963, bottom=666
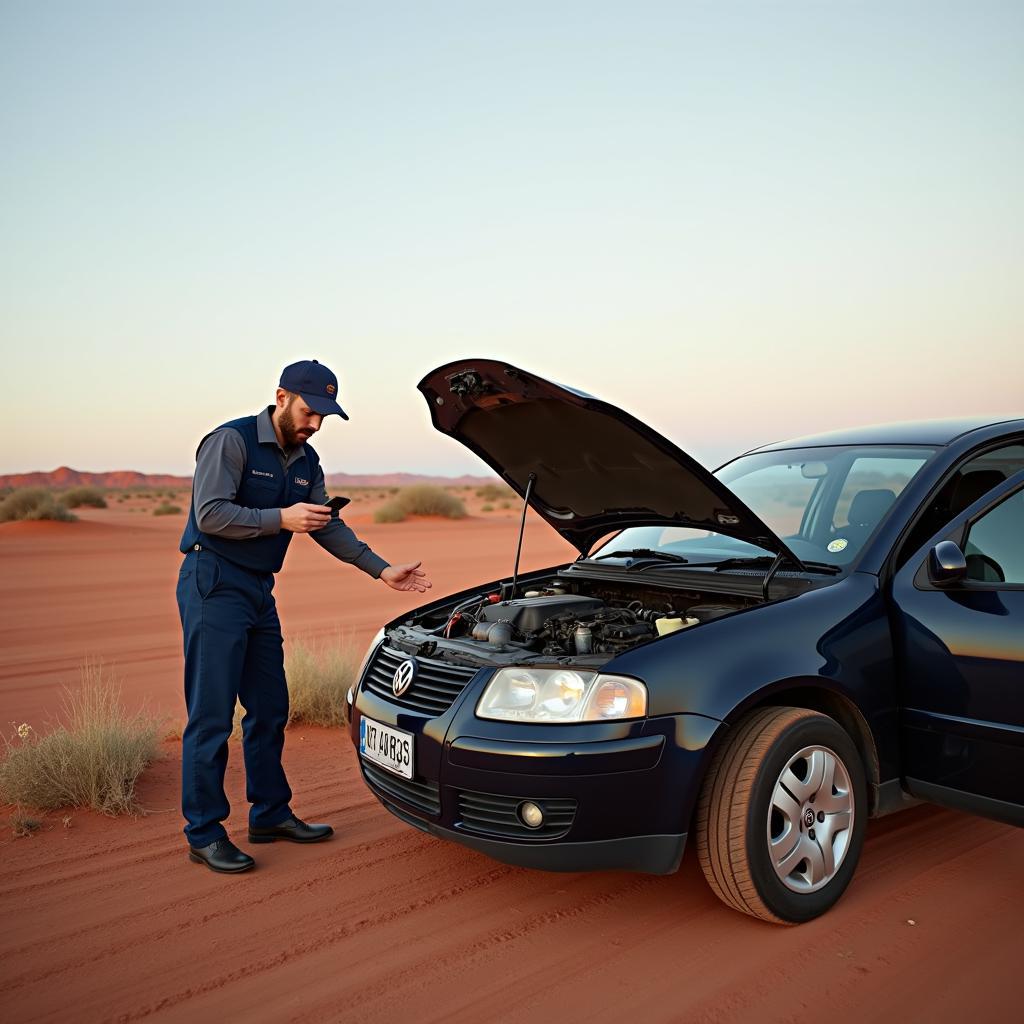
left=248, top=815, right=334, bottom=844
left=188, top=838, right=255, bottom=873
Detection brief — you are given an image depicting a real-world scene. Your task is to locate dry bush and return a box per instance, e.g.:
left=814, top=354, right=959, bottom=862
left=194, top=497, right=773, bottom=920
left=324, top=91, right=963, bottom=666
left=285, top=635, right=360, bottom=726
left=373, top=485, right=466, bottom=524
left=373, top=502, right=407, bottom=523
left=153, top=503, right=183, bottom=516
left=230, top=636, right=360, bottom=733
left=64, top=486, right=108, bottom=509
left=475, top=482, right=512, bottom=502
left=481, top=504, right=494, bottom=512
left=0, top=664, right=160, bottom=814
left=0, top=487, right=76, bottom=523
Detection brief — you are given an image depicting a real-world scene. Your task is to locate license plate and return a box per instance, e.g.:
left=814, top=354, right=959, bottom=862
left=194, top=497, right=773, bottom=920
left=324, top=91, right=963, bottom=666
left=360, top=716, right=414, bottom=779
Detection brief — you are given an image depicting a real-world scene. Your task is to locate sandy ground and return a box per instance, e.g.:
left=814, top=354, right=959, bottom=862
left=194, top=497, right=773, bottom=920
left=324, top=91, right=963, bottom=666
left=1, top=501, right=1022, bottom=1023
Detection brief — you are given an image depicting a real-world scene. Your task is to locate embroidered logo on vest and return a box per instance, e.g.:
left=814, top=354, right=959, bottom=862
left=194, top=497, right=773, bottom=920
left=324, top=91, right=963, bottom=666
left=294, top=476, right=309, bottom=486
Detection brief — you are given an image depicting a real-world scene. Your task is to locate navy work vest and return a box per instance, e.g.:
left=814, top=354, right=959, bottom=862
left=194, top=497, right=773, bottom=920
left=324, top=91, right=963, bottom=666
left=179, top=414, right=319, bottom=573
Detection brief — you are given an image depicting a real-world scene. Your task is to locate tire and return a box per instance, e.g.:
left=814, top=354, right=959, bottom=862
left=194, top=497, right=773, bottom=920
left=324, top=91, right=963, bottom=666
left=695, top=706, right=867, bottom=924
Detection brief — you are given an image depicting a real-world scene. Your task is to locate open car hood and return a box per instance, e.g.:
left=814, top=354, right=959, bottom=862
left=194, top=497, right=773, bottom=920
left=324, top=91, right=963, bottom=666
left=418, top=358, right=804, bottom=561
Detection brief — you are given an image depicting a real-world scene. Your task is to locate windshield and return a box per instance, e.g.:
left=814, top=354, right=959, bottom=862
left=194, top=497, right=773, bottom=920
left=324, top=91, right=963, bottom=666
left=588, top=445, right=937, bottom=570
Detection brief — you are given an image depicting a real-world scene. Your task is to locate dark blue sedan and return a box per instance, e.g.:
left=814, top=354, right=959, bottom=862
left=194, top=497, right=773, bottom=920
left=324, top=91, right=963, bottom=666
left=349, top=358, right=1023, bottom=923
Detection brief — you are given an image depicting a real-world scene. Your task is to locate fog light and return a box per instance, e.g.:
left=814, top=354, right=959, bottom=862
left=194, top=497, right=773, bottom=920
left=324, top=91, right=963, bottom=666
left=518, top=801, right=544, bottom=829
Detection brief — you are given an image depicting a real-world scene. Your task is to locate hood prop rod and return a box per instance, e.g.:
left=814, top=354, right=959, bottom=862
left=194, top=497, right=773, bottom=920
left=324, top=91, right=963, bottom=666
left=505, top=472, right=537, bottom=601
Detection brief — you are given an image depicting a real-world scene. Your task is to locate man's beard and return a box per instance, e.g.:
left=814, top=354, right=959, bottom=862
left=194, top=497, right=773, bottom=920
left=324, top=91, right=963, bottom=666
left=279, top=404, right=313, bottom=448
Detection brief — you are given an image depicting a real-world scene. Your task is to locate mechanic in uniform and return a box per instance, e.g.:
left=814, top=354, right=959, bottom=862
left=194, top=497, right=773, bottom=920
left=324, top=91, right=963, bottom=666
left=177, top=359, right=431, bottom=873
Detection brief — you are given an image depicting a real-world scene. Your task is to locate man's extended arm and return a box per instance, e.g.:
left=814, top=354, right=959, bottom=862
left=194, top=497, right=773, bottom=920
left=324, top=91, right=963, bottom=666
left=307, top=464, right=390, bottom=578
left=193, top=429, right=282, bottom=538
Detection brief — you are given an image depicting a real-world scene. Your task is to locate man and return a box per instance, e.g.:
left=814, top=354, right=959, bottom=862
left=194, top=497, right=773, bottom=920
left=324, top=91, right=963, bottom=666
left=176, top=358, right=431, bottom=874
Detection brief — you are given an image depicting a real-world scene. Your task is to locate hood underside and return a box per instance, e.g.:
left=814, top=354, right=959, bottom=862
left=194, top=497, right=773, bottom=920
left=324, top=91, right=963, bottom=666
left=418, top=358, right=800, bottom=560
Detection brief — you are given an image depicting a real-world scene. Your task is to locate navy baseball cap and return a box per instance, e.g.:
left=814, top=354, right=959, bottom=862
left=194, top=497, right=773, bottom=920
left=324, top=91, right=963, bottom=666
left=279, top=359, right=349, bottom=419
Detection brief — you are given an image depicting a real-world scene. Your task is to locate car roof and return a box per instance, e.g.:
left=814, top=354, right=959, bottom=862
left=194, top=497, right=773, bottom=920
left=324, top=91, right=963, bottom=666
left=748, top=416, right=1024, bottom=453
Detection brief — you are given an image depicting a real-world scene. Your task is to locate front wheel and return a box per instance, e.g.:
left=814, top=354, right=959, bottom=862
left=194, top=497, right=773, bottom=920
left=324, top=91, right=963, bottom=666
left=695, top=707, right=867, bottom=924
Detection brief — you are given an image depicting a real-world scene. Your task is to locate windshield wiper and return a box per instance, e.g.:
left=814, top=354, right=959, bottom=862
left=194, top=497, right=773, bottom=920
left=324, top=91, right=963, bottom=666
left=591, top=548, right=689, bottom=565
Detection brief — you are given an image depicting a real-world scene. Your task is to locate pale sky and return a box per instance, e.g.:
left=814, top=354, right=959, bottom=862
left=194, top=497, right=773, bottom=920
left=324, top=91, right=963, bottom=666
left=2, top=1, right=1021, bottom=476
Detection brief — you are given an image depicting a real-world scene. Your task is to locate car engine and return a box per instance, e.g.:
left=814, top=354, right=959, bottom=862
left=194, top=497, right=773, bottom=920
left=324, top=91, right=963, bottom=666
left=412, top=581, right=744, bottom=658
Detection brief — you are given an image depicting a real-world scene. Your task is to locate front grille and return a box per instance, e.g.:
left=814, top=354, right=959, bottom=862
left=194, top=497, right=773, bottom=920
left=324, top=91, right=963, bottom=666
left=457, top=790, right=577, bottom=840
left=362, top=760, right=441, bottom=817
left=363, top=645, right=479, bottom=716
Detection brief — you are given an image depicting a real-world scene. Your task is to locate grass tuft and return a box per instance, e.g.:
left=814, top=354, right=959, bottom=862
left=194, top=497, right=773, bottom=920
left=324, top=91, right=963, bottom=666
left=64, top=486, right=108, bottom=509
left=0, top=487, right=76, bottom=523
left=0, top=663, right=161, bottom=814
left=9, top=811, right=43, bottom=838
left=373, top=484, right=466, bottom=524
left=153, top=503, right=183, bottom=516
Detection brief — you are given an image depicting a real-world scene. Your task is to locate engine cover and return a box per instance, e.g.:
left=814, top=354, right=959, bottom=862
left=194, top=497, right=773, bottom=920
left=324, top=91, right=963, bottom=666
left=476, top=594, right=604, bottom=633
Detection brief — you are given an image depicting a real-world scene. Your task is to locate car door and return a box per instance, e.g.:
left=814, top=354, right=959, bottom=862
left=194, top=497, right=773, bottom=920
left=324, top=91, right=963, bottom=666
left=890, top=469, right=1024, bottom=827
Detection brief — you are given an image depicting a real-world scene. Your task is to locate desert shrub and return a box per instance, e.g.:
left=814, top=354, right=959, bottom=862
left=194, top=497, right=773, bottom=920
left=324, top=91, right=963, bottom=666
left=285, top=636, right=360, bottom=726
left=388, top=487, right=400, bottom=495
left=481, top=504, right=494, bottom=512
left=0, top=664, right=160, bottom=814
left=230, top=636, right=360, bottom=733
left=374, top=501, right=407, bottom=523
left=153, top=503, right=182, bottom=516
left=374, top=485, right=465, bottom=523
left=500, top=500, right=512, bottom=509
left=64, top=486, right=108, bottom=509
left=0, top=487, right=76, bottom=523
left=475, top=482, right=512, bottom=502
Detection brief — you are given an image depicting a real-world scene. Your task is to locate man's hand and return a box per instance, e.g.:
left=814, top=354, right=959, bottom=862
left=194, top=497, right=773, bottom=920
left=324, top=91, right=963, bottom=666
left=280, top=502, right=331, bottom=533
left=380, top=561, right=432, bottom=593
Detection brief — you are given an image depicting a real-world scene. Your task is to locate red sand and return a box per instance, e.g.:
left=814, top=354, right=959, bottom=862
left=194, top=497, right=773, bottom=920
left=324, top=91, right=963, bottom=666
left=1, top=506, right=1021, bottom=1023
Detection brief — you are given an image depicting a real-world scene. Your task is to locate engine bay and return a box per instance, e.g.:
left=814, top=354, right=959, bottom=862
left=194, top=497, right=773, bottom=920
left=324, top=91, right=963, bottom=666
left=385, top=574, right=761, bottom=667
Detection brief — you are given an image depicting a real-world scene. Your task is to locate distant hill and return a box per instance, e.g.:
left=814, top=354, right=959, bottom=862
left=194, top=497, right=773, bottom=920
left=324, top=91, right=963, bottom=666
left=0, top=466, right=500, bottom=490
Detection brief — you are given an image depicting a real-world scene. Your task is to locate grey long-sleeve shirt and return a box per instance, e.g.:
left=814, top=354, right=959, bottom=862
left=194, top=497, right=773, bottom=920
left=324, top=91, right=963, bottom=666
left=191, top=406, right=390, bottom=578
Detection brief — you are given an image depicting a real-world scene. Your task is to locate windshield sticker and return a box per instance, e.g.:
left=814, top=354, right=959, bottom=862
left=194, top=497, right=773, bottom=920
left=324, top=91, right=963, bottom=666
left=828, top=538, right=849, bottom=553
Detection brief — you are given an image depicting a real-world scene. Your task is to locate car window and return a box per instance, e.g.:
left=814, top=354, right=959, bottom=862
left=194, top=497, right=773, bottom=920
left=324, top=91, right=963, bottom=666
left=727, top=463, right=819, bottom=536
left=897, top=441, right=1024, bottom=566
left=964, top=488, right=1024, bottom=585
left=589, top=445, right=936, bottom=569
left=832, top=457, right=928, bottom=530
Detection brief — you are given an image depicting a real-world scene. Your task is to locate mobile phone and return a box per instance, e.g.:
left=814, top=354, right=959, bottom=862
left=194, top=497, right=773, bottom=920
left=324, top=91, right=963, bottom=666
left=326, top=495, right=351, bottom=513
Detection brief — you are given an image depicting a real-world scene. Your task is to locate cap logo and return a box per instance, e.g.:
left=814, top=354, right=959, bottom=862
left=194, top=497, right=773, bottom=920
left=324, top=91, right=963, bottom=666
left=326, top=384, right=336, bottom=395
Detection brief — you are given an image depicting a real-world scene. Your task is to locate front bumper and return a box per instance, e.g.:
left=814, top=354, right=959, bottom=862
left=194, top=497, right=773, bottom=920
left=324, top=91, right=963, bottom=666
left=350, top=649, right=720, bottom=875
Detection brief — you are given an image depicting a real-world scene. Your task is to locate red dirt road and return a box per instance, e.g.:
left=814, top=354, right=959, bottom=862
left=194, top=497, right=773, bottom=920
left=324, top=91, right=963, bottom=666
left=1, top=508, right=1021, bottom=1023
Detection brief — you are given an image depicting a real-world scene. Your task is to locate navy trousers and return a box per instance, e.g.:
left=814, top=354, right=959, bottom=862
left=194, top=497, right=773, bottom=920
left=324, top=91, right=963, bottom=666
left=176, top=547, right=293, bottom=846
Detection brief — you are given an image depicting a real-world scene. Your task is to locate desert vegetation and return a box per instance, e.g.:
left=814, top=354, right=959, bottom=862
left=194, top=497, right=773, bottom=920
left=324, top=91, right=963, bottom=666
left=153, top=502, right=183, bottom=516
left=0, top=663, right=160, bottom=815
left=64, top=486, right=108, bottom=509
left=475, top=482, right=513, bottom=502
left=227, top=635, right=360, bottom=738
left=373, top=484, right=467, bottom=523
left=0, top=487, right=76, bottom=523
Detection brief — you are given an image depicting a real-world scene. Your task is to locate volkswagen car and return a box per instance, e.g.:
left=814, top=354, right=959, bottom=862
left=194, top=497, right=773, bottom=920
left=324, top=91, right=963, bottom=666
left=348, top=358, right=1023, bottom=923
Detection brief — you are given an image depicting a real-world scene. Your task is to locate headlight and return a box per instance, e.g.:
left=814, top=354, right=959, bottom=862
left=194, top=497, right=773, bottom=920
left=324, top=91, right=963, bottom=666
left=355, top=627, right=386, bottom=687
left=476, top=668, right=647, bottom=723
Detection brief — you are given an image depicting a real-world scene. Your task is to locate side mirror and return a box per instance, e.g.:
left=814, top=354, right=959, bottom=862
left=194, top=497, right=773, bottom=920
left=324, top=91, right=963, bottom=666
left=928, top=540, right=967, bottom=586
